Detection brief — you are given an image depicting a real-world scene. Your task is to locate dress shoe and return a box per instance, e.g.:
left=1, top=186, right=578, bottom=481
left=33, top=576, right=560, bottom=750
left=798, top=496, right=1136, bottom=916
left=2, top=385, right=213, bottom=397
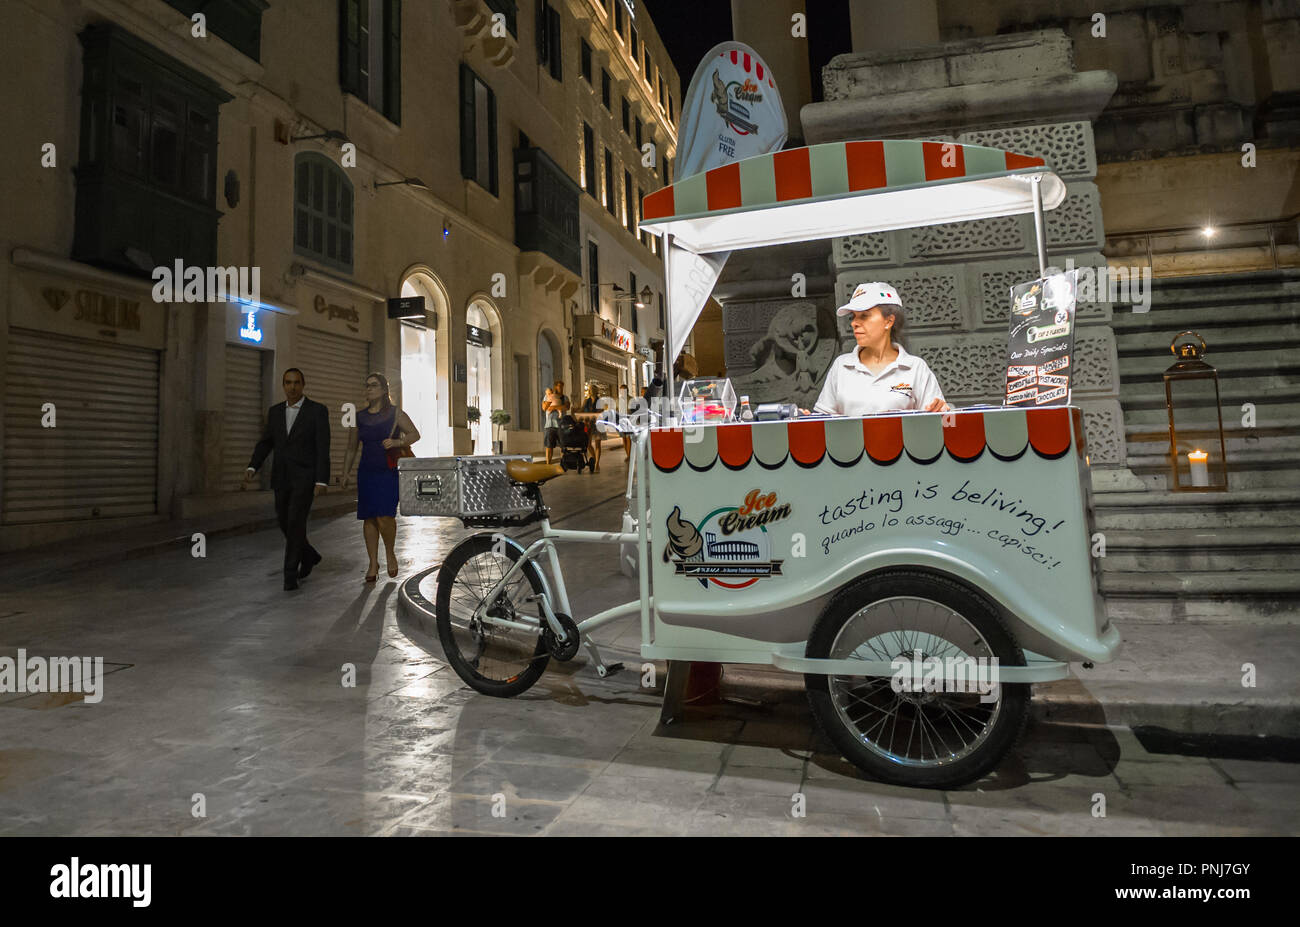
left=299, top=550, right=323, bottom=578
left=284, top=574, right=300, bottom=591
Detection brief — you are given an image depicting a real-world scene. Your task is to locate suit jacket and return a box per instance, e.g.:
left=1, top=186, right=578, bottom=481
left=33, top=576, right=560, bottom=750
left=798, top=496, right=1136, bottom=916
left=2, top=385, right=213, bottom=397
left=248, top=398, right=331, bottom=490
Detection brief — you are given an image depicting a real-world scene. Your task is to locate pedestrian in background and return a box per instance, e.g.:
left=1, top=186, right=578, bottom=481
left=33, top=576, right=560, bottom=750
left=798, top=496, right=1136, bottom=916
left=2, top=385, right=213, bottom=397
left=243, top=368, right=330, bottom=591
left=542, top=379, right=568, bottom=464
left=341, top=372, right=420, bottom=583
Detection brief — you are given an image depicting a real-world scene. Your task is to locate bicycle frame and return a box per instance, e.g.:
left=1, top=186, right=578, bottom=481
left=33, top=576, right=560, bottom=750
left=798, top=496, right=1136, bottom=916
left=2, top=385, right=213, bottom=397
left=461, top=431, right=653, bottom=675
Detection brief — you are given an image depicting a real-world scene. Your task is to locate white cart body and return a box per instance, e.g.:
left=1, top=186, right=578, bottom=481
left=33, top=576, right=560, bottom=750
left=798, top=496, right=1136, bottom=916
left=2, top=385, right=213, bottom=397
left=639, top=407, right=1119, bottom=671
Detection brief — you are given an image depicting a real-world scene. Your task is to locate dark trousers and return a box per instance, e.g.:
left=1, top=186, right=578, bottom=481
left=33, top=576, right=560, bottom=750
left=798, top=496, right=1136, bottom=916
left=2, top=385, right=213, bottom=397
left=274, top=482, right=318, bottom=576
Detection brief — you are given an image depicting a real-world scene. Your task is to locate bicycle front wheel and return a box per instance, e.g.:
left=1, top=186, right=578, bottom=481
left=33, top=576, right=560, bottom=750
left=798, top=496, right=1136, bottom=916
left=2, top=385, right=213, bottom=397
left=435, top=533, right=550, bottom=697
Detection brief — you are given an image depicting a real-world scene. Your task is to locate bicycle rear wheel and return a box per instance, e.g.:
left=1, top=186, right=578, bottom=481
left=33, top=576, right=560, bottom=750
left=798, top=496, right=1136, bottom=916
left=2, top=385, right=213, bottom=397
left=435, top=533, right=550, bottom=697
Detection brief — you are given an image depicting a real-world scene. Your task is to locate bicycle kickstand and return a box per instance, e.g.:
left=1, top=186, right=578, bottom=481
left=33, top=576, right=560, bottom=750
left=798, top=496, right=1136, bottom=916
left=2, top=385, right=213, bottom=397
left=583, top=637, right=624, bottom=679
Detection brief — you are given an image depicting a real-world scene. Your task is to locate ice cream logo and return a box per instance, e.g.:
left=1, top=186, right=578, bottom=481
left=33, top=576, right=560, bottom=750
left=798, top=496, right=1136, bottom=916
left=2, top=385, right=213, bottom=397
left=710, top=70, right=760, bottom=136
left=663, top=491, right=789, bottom=589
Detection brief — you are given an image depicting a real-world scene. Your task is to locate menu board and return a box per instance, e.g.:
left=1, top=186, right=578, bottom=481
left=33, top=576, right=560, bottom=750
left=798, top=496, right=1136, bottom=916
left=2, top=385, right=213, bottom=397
left=1003, top=270, right=1079, bottom=406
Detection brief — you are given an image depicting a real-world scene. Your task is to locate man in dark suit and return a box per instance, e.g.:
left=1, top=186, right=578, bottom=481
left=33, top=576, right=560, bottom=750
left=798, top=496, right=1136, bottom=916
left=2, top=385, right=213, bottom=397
left=242, top=368, right=331, bottom=590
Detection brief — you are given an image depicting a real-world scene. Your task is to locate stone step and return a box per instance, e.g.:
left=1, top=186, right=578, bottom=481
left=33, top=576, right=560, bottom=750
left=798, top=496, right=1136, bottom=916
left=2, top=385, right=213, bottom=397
left=1121, top=467, right=1300, bottom=492
left=1093, top=487, right=1300, bottom=529
left=1112, top=300, right=1300, bottom=333
left=1139, top=271, right=1300, bottom=310
left=1117, top=374, right=1300, bottom=403
left=1096, top=527, right=1300, bottom=572
left=1119, top=348, right=1300, bottom=381
left=1124, top=430, right=1300, bottom=452
left=1123, top=401, right=1300, bottom=428
left=1103, top=592, right=1300, bottom=623
left=1115, top=320, right=1300, bottom=356
left=1101, top=569, right=1300, bottom=596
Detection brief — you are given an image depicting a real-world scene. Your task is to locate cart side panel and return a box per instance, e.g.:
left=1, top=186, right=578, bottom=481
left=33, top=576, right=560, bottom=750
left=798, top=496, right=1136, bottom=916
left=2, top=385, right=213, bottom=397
left=646, top=407, right=1113, bottom=663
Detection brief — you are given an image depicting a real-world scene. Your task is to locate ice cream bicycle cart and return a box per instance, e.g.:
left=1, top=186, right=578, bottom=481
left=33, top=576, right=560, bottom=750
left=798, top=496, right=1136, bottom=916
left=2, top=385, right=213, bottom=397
left=399, top=140, right=1121, bottom=788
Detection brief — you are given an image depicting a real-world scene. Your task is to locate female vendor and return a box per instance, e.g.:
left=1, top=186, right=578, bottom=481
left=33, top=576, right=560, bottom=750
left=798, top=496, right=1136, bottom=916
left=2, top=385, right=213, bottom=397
left=812, top=282, right=952, bottom=415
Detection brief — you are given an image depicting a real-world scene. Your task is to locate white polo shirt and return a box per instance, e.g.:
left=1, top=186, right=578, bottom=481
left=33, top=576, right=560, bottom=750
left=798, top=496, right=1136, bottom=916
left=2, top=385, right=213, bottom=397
left=813, top=343, right=945, bottom=416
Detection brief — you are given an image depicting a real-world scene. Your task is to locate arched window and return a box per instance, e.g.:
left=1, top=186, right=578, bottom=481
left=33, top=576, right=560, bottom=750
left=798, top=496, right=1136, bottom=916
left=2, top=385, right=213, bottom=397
left=293, top=152, right=354, bottom=272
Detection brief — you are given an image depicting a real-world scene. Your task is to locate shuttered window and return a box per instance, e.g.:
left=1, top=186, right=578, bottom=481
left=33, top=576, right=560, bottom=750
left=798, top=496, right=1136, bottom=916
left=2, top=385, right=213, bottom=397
left=294, top=152, right=354, bottom=272
left=223, top=344, right=266, bottom=491
left=3, top=330, right=159, bottom=524
left=296, top=327, right=369, bottom=483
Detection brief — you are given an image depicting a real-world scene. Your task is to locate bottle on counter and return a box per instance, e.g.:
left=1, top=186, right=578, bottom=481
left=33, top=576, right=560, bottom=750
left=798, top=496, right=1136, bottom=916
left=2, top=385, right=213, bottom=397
left=738, top=396, right=754, bottom=422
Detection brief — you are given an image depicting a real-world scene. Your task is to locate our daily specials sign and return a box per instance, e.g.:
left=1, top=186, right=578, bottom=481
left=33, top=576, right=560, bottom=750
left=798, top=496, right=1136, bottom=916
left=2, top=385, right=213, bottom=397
left=1003, top=270, right=1080, bottom=406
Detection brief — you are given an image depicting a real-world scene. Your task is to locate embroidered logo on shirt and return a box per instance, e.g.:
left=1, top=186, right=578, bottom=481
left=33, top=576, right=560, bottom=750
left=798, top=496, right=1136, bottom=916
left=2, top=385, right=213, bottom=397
left=889, top=382, right=913, bottom=393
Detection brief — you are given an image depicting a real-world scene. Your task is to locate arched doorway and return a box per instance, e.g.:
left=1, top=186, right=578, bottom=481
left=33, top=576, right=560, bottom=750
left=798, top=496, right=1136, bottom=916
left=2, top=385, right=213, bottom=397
left=400, top=271, right=450, bottom=456
left=466, top=301, right=495, bottom=454
left=537, top=328, right=561, bottom=410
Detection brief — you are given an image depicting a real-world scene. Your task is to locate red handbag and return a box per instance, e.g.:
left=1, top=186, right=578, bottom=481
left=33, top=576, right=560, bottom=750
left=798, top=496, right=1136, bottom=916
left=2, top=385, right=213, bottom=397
left=386, top=411, right=415, bottom=469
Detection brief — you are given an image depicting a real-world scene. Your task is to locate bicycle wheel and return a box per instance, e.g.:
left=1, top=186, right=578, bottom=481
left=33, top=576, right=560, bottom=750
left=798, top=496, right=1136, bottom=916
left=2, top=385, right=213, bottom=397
left=435, top=533, right=550, bottom=697
left=804, top=570, right=1028, bottom=789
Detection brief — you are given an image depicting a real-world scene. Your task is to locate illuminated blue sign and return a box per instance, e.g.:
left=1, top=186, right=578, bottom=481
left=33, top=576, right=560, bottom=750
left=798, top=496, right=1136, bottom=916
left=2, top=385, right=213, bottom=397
left=238, top=308, right=263, bottom=343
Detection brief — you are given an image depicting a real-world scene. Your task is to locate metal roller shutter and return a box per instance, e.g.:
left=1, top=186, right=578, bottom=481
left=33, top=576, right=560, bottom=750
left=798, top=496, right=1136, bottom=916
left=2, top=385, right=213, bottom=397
left=296, top=327, right=369, bottom=483
left=3, top=328, right=160, bottom=524
left=223, top=344, right=266, bottom=491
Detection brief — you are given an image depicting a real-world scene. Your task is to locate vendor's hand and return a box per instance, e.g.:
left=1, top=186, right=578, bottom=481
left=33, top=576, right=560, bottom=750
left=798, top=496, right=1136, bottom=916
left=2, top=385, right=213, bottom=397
left=798, top=408, right=811, bottom=416
left=381, top=438, right=400, bottom=449
left=340, top=475, right=351, bottom=491
left=924, top=398, right=952, bottom=413
left=315, top=484, right=327, bottom=496
left=240, top=469, right=256, bottom=490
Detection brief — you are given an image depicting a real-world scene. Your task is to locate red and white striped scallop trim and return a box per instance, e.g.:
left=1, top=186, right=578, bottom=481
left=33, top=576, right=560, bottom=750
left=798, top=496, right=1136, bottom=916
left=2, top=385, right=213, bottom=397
left=649, top=408, right=1081, bottom=472
left=642, top=139, right=1047, bottom=225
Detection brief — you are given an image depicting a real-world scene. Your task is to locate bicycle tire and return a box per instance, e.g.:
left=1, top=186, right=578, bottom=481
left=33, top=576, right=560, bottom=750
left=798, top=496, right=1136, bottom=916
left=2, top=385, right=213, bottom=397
left=435, top=533, right=550, bottom=698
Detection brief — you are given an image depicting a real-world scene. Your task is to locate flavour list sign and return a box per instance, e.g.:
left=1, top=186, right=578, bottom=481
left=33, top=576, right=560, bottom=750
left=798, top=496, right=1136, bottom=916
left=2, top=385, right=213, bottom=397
left=1003, top=270, right=1079, bottom=406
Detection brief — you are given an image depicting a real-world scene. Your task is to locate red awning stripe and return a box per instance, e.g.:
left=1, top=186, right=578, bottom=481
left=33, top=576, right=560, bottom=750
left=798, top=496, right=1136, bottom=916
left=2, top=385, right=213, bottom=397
left=649, top=410, right=1076, bottom=471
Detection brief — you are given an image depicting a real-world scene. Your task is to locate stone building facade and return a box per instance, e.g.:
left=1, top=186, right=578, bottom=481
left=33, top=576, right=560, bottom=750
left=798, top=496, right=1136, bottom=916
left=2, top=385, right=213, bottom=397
left=0, top=0, right=679, bottom=551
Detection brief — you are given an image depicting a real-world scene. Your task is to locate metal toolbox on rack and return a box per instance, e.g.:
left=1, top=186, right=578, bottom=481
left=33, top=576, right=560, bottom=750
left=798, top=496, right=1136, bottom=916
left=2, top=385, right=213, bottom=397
left=398, top=456, right=536, bottom=519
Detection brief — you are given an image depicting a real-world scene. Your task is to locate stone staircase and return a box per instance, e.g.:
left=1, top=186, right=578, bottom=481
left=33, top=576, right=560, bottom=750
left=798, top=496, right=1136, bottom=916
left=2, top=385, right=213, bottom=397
left=1095, top=269, right=1300, bottom=622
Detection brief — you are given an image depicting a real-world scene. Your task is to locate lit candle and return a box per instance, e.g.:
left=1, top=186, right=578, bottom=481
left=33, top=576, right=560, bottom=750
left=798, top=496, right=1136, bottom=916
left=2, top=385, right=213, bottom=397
left=1188, top=450, right=1209, bottom=487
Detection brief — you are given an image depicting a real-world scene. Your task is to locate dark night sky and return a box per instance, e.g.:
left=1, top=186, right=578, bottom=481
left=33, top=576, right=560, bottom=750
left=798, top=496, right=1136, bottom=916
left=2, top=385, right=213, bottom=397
left=639, top=0, right=853, bottom=105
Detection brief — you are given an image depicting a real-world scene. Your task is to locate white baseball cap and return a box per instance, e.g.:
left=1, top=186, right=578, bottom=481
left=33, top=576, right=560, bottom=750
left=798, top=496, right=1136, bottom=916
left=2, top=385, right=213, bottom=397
left=837, top=282, right=902, bottom=316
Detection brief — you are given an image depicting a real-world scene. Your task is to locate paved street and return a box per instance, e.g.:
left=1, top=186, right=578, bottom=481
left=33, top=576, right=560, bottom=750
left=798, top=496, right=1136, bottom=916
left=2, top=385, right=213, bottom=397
left=1, top=453, right=1297, bottom=836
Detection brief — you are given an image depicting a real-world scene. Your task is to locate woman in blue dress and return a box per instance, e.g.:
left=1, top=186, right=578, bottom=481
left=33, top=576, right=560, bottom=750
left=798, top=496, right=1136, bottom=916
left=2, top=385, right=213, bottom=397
left=341, top=372, right=420, bottom=582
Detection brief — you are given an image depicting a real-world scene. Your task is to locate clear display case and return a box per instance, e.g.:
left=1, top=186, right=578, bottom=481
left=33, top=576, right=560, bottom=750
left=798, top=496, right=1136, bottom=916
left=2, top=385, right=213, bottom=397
left=678, top=377, right=737, bottom=424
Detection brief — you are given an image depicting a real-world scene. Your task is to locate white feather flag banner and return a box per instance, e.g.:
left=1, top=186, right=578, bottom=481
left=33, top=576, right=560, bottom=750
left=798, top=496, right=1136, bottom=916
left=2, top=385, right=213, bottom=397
left=665, top=42, right=788, bottom=364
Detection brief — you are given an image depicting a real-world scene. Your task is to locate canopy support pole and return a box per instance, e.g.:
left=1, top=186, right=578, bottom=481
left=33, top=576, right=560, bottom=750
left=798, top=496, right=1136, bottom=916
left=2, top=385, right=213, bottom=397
left=662, top=232, right=675, bottom=415
left=1031, top=175, right=1048, bottom=278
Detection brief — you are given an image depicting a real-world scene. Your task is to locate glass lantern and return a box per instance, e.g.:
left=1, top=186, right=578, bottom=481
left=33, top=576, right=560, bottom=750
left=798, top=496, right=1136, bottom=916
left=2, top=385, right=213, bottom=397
left=1163, top=331, right=1228, bottom=492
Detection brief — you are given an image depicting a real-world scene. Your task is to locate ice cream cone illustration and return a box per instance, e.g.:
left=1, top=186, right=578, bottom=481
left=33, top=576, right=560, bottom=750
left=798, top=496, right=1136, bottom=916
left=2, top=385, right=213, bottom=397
left=664, top=505, right=704, bottom=563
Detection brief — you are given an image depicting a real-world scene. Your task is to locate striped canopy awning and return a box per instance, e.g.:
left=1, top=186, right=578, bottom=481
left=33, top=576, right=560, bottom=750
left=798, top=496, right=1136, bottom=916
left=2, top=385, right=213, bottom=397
left=640, top=139, right=1065, bottom=254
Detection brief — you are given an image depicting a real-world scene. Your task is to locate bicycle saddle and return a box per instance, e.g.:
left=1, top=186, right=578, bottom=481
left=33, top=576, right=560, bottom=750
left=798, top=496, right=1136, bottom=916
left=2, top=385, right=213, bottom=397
left=505, top=460, right=567, bottom=484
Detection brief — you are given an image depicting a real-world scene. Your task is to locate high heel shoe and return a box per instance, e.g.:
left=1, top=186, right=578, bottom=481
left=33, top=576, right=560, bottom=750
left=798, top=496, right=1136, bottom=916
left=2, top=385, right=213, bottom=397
left=386, top=557, right=398, bottom=578
left=365, top=566, right=378, bottom=583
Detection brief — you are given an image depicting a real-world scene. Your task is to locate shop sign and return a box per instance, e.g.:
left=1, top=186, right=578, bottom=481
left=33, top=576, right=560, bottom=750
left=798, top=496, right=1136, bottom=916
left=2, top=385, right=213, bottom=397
left=43, top=287, right=141, bottom=331
left=225, top=300, right=277, bottom=349
left=313, top=294, right=361, bottom=333
left=466, top=324, right=493, bottom=348
left=598, top=319, right=634, bottom=353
